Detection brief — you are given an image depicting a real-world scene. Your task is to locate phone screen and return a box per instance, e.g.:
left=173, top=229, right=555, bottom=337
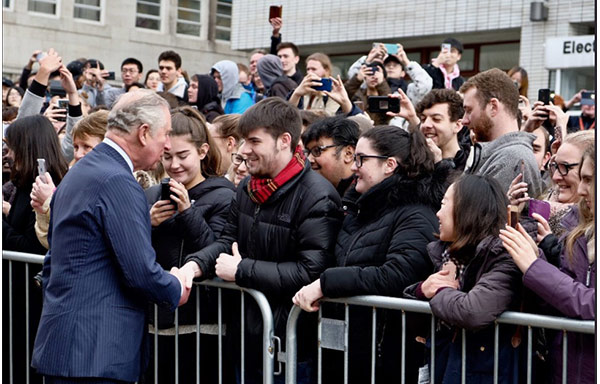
left=384, top=43, right=398, bottom=55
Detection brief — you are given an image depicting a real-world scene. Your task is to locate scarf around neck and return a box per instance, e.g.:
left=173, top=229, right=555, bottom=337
left=247, top=145, right=305, bottom=204
left=440, top=64, right=460, bottom=90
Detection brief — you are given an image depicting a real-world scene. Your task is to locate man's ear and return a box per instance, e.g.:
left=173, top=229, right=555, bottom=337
left=342, top=145, right=355, bottom=164
left=279, top=132, right=292, bottom=151
left=138, top=124, right=151, bottom=146
left=293, top=55, right=300, bottom=65
left=453, top=119, right=463, bottom=134
left=488, top=98, right=500, bottom=117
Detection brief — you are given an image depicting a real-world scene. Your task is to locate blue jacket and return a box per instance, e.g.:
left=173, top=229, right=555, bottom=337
left=32, top=143, right=181, bottom=382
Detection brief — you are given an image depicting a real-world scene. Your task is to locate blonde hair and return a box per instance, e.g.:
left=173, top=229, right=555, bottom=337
left=306, top=53, right=332, bottom=77
left=72, top=110, right=108, bottom=141
left=565, top=146, right=595, bottom=265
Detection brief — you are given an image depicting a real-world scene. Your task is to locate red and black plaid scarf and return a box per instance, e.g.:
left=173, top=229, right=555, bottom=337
left=247, top=146, right=305, bottom=204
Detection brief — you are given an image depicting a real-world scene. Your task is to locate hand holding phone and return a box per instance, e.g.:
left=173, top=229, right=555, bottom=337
left=161, top=178, right=176, bottom=206
left=311, top=78, right=332, bottom=92
left=269, top=5, right=282, bottom=21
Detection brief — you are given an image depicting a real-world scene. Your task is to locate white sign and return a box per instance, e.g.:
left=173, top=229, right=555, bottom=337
left=545, top=35, right=595, bottom=69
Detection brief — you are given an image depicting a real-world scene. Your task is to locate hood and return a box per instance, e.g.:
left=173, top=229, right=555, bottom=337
left=212, top=60, right=240, bottom=101
left=477, top=131, right=535, bottom=166
left=193, top=74, right=221, bottom=111
left=257, top=54, right=284, bottom=90
left=187, top=176, right=235, bottom=199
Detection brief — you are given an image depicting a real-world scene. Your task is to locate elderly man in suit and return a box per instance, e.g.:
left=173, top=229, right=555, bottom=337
left=32, top=89, right=191, bottom=384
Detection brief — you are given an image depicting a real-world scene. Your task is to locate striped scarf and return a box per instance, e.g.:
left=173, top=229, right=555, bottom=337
left=247, top=146, right=305, bottom=204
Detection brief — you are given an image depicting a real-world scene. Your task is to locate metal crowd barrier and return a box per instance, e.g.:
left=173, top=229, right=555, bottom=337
left=3, top=250, right=276, bottom=384
left=284, top=295, right=595, bottom=384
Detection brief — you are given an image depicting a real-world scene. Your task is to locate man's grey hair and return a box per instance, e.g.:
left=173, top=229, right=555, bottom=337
left=107, top=89, right=170, bottom=135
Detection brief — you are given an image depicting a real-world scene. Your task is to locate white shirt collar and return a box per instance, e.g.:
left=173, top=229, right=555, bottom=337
left=103, top=137, right=134, bottom=173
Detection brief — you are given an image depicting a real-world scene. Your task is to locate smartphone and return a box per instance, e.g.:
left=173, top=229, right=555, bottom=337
left=57, top=99, right=69, bottom=110
left=538, top=89, right=554, bottom=105
left=161, top=178, right=175, bottom=206
left=368, top=96, right=400, bottom=113
left=581, top=91, right=595, bottom=103
left=105, top=71, right=116, bottom=81
left=269, top=5, right=282, bottom=20
left=384, top=43, right=398, bottom=55
left=528, top=199, right=551, bottom=221
left=441, top=43, right=451, bottom=53
left=508, top=205, right=519, bottom=229
left=37, top=159, right=47, bottom=183
left=312, top=78, right=332, bottom=92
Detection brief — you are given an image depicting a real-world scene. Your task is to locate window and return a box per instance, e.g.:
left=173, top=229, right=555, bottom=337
left=28, top=0, right=57, bottom=15
left=177, top=0, right=201, bottom=36
left=215, top=0, right=232, bottom=41
left=3, top=0, right=11, bottom=9
left=74, top=0, right=102, bottom=22
left=136, top=0, right=161, bottom=30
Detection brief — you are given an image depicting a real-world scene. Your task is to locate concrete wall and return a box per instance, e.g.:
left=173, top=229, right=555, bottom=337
left=2, top=0, right=248, bottom=82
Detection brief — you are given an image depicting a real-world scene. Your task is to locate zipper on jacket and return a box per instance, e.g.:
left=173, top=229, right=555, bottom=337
left=249, top=206, right=261, bottom=253
left=585, top=264, right=592, bottom=287
left=178, top=239, right=185, bottom=267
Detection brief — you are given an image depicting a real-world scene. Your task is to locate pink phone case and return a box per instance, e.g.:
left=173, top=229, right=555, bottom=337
left=528, top=199, right=551, bottom=221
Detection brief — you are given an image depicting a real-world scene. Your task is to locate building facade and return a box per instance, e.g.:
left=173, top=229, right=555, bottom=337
left=231, top=0, right=595, bottom=102
left=2, top=0, right=246, bottom=83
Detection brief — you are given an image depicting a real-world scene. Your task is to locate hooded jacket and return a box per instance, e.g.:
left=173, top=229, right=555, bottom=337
left=257, top=54, right=297, bottom=99
left=405, top=236, right=523, bottom=383
left=465, top=131, right=543, bottom=198
left=211, top=60, right=254, bottom=114
left=192, top=74, right=224, bottom=123
left=145, top=177, right=235, bottom=327
left=527, top=207, right=595, bottom=384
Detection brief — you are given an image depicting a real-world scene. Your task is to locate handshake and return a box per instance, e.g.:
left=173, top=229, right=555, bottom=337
left=169, top=263, right=198, bottom=306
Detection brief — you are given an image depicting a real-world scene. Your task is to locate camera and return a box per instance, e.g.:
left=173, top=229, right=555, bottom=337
left=368, top=96, right=400, bottom=113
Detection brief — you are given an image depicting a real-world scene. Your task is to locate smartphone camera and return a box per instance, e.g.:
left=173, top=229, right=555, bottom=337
left=105, top=71, right=116, bottom=81
left=161, top=178, right=175, bottom=206
left=312, top=78, right=332, bottom=92
left=368, top=96, right=400, bottom=113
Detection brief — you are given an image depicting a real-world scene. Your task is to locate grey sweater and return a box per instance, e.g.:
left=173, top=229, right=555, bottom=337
left=465, top=131, right=543, bottom=198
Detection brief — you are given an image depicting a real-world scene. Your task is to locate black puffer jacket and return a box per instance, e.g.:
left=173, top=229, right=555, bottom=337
left=185, top=161, right=343, bottom=353
left=321, top=169, right=447, bottom=297
left=145, top=177, right=235, bottom=326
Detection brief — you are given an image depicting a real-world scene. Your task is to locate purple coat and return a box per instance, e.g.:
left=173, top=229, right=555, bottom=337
left=523, top=207, right=595, bottom=384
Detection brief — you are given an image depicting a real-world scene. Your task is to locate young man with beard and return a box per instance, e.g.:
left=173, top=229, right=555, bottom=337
left=180, top=97, right=343, bottom=383
left=416, top=88, right=470, bottom=171
left=301, top=115, right=360, bottom=196
left=460, top=68, right=542, bottom=198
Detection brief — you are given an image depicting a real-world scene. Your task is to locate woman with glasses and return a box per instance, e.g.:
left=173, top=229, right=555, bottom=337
left=500, top=146, right=595, bottom=384
left=208, top=113, right=242, bottom=176
left=229, top=142, right=249, bottom=188
left=508, top=130, right=593, bottom=236
left=144, top=106, right=235, bottom=384
left=294, top=125, right=450, bottom=383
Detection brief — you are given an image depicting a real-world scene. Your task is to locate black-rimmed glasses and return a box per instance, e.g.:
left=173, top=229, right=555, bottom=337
left=548, top=160, right=579, bottom=177
left=303, top=144, right=339, bottom=158
left=231, top=153, right=248, bottom=166
left=353, top=153, right=388, bottom=168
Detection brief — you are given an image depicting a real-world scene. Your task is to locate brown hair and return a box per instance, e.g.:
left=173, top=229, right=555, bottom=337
left=459, top=68, right=519, bottom=120
left=306, top=53, right=332, bottom=77
left=448, top=174, right=508, bottom=254
left=72, top=110, right=108, bottom=141
left=238, top=97, right=301, bottom=151
left=507, top=66, right=529, bottom=97
left=416, top=89, right=464, bottom=122
left=237, top=63, right=250, bottom=77
left=276, top=42, right=299, bottom=57
left=212, top=114, right=242, bottom=141
left=170, top=106, right=221, bottom=178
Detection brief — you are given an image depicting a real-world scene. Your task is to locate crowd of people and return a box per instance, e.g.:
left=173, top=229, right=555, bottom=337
left=2, top=17, right=596, bottom=384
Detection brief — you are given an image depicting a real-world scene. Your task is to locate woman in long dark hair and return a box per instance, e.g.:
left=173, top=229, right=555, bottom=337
left=144, top=106, right=235, bottom=384
left=2, top=114, right=68, bottom=384
left=294, top=125, right=449, bottom=383
left=405, top=174, right=522, bottom=383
